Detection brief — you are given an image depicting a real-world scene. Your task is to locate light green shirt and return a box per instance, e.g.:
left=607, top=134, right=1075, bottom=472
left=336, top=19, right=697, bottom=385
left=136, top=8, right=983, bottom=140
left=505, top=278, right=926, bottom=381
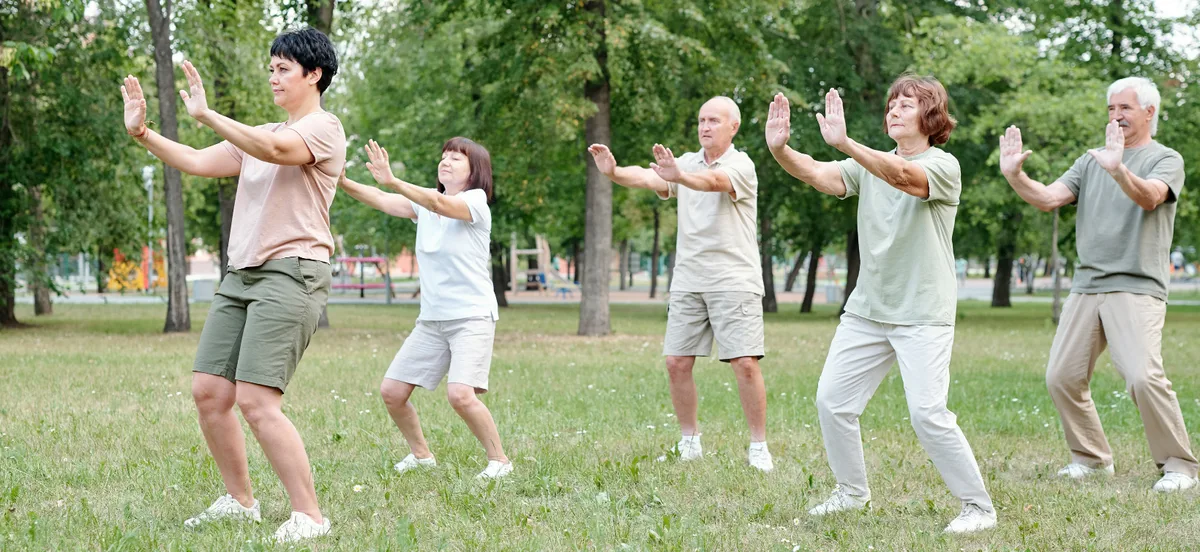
left=660, top=144, right=764, bottom=295
left=837, top=147, right=961, bottom=326
left=1058, top=141, right=1185, bottom=300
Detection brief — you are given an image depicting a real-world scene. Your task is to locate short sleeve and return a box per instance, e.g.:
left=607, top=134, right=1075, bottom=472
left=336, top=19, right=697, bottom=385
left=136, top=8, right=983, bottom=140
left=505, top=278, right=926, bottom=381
left=286, top=112, right=345, bottom=168
left=657, top=181, right=678, bottom=200
left=916, top=151, right=962, bottom=204
left=835, top=158, right=863, bottom=199
left=461, top=189, right=492, bottom=229
left=720, top=152, right=758, bottom=202
left=220, top=140, right=245, bottom=164
left=1056, top=153, right=1090, bottom=198
left=1146, top=150, right=1185, bottom=204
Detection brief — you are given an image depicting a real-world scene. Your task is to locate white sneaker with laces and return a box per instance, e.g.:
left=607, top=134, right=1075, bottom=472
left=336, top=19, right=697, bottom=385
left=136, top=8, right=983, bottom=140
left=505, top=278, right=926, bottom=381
left=273, top=511, right=331, bottom=543
left=183, top=494, right=260, bottom=529
left=807, top=485, right=869, bottom=516
left=1152, top=471, right=1199, bottom=493
left=1057, top=462, right=1114, bottom=479
left=944, top=504, right=998, bottom=534
left=394, top=453, right=437, bottom=474
left=476, top=460, right=514, bottom=480
left=747, top=445, right=774, bottom=472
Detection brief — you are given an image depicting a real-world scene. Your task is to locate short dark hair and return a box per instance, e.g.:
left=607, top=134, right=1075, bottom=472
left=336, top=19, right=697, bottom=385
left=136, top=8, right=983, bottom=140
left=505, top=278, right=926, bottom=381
left=883, top=74, right=956, bottom=146
left=270, top=27, right=338, bottom=94
left=439, top=137, right=494, bottom=203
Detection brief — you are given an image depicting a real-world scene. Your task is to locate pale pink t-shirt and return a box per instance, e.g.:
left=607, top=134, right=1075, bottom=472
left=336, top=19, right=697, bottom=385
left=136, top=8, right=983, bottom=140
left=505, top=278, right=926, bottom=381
left=221, top=111, right=346, bottom=270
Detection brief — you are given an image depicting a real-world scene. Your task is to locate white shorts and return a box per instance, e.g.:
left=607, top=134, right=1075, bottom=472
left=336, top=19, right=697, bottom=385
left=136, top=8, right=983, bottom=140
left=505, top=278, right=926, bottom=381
left=384, top=317, right=495, bottom=392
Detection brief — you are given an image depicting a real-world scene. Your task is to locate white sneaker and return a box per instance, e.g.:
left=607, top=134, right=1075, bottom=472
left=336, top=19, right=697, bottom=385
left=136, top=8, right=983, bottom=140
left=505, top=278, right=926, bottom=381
left=476, top=460, right=514, bottom=480
left=183, top=494, right=260, bottom=529
left=944, top=504, right=998, bottom=534
left=675, top=437, right=703, bottom=461
left=1152, top=472, right=1199, bottom=493
left=807, top=485, right=869, bottom=516
left=747, top=445, right=774, bottom=472
left=1057, top=462, right=1114, bottom=479
left=394, top=453, right=437, bottom=473
left=273, top=511, right=331, bottom=543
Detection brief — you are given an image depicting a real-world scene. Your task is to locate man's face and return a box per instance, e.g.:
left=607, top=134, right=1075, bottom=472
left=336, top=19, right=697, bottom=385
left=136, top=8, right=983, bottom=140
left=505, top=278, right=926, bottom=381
left=697, top=100, right=738, bottom=150
left=1108, top=88, right=1154, bottom=142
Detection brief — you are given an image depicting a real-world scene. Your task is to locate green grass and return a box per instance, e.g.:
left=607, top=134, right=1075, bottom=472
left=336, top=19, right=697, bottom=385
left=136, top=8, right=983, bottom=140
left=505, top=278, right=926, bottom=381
left=2, top=302, right=1199, bottom=550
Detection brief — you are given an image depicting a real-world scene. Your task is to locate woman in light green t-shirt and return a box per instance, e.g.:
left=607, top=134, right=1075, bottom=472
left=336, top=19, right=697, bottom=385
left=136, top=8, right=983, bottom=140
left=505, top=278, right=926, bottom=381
left=764, top=74, right=996, bottom=534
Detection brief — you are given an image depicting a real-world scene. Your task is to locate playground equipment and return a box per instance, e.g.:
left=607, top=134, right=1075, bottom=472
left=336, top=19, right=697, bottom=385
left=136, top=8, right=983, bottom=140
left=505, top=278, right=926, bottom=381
left=334, top=256, right=394, bottom=299
left=510, top=234, right=577, bottom=298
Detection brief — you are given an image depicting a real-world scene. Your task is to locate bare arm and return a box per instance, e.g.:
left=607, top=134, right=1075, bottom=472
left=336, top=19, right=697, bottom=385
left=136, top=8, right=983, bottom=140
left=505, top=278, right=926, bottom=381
left=179, top=62, right=317, bottom=166
left=765, top=93, right=846, bottom=196
left=1088, top=120, right=1170, bottom=210
left=587, top=144, right=671, bottom=196
left=364, top=141, right=474, bottom=222
left=817, top=89, right=928, bottom=198
left=338, top=173, right=416, bottom=220
left=648, top=144, right=736, bottom=196
left=122, top=75, right=240, bottom=178
left=999, top=126, right=1077, bottom=212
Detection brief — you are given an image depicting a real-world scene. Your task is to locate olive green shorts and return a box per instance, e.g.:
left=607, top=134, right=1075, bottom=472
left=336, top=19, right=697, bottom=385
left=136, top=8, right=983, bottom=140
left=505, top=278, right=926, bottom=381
left=193, top=257, right=332, bottom=392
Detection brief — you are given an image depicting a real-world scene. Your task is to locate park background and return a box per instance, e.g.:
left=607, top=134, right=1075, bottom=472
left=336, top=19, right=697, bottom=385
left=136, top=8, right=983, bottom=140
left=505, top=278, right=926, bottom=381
left=3, top=0, right=1200, bottom=549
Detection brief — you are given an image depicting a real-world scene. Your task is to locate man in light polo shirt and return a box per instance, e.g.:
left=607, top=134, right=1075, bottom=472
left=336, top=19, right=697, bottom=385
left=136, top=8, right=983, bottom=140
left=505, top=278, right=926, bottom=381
left=1000, top=76, right=1198, bottom=492
left=587, top=96, right=772, bottom=472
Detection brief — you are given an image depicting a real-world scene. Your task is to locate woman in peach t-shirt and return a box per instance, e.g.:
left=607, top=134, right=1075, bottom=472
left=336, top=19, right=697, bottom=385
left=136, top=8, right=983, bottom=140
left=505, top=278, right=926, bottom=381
left=121, top=28, right=343, bottom=543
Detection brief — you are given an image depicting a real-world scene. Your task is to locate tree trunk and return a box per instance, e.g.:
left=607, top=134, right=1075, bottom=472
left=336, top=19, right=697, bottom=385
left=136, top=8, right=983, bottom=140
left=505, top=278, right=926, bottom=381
left=0, top=60, right=17, bottom=326
left=578, top=0, right=611, bottom=336
left=306, top=0, right=334, bottom=34
left=649, top=206, right=661, bottom=299
left=29, top=186, right=51, bottom=316
left=618, top=239, right=628, bottom=291
left=983, top=257, right=991, bottom=279
left=95, top=245, right=108, bottom=293
left=570, top=241, right=579, bottom=284
left=801, top=242, right=822, bottom=313
left=145, top=0, right=190, bottom=332
left=1025, top=255, right=1036, bottom=295
left=491, top=241, right=508, bottom=308
left=306, top=0, right=335, bottom=328
left=839, top=229, right=860, bottom=315
left=784, top=250, right=804, bottom=292
left=760, top=209, right=777, bottom=313
left=992, top=235, right=1015, bottom=308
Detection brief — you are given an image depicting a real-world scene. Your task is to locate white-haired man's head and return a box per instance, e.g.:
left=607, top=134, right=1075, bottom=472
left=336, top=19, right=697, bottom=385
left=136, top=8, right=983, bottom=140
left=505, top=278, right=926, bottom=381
left=697, top=96, right=741, bottom=154
left=1107, top=77, right=1160, bottom=139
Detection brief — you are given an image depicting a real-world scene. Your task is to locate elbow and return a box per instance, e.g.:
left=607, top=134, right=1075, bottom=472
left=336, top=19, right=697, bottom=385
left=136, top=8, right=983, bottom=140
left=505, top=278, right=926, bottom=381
left=1138, top=199, right=1159, bottom=212
left=1036, top=202, right=1055, bottom=213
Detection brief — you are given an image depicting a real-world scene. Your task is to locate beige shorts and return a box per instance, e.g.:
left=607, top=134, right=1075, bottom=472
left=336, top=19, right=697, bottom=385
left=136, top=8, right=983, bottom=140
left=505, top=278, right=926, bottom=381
left=385, top=317, right=495, bottom=392
left=663, top=291, right=765, bottom=362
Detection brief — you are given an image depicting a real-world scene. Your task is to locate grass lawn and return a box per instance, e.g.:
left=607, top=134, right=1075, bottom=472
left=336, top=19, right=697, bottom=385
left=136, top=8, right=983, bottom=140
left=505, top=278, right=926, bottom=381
left=2, top=302, right=1199, bottom=550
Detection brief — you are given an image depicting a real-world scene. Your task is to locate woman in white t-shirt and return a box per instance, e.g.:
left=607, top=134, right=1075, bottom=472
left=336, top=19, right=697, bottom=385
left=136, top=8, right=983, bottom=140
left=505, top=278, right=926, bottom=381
left=338, top=137, right=510, bottom=480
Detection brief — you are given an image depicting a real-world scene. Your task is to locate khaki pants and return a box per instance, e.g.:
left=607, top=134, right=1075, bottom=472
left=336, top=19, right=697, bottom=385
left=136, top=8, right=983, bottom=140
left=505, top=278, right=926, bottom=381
left=816, top=313, right=993, bottom=510
left=1047, top=292, right=1198, bottom=477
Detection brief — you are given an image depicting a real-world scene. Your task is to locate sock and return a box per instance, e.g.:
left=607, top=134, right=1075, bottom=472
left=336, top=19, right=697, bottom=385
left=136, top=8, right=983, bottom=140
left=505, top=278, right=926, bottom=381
left=681, top=434, right=700, bottom=444
left=749, top=441, right=768, bottom=452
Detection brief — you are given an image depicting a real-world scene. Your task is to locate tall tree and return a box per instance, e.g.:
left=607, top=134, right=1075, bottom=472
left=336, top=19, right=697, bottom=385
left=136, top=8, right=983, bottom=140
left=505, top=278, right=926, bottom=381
left=144, top=0, right=190, bottom=331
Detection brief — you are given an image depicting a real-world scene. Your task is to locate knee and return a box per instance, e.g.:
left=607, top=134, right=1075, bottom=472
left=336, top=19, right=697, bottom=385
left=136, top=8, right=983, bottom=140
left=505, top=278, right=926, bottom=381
left=729, top=357, right=759, bottom=381
left=1045, top=368, right=1074, bottom=398
left=192, top=377, right=234, bottom=415
left=1124, top=370, right=1159, bottom=398
left=814, top=381, right=839, bottom=418
left=235, top=393, right=275, bottom=427
left=446, top=386, right=477, bottom=412
left=908, top=406, right=954, bottom=437
left=380, top=380, right=413, bottom=409
left=665, top=357, right=693, bottom=379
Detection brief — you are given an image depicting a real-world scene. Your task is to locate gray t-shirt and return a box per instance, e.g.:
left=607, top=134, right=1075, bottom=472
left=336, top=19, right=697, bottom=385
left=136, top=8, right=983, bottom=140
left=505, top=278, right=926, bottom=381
left=659, top=145, right=764, bottom=295
left=837, top=147, right=961, bottom=326
left=1058, top=141, right=1185, bottom=300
